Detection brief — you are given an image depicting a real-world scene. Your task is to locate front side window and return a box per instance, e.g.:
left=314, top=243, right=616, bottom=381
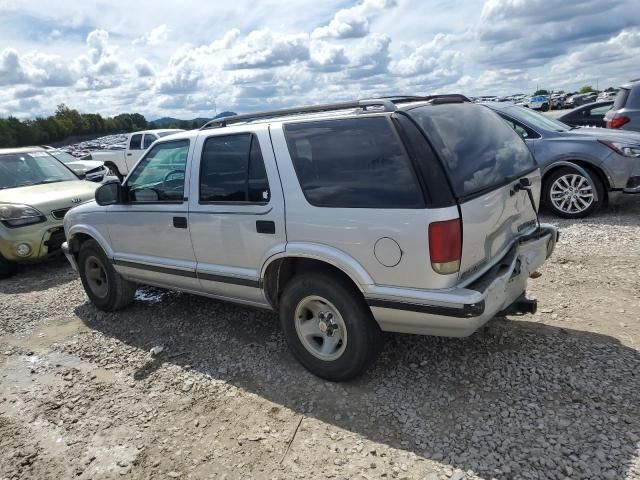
left=284, top=117, right=423, bottom=208
left=129, top=134, right=143, bottom=150
left=126, top=140, right=189, bottom=202
left=199, top=134, right=270, bottom=203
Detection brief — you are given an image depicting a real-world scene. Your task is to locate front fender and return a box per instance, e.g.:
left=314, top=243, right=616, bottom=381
left=261, top=242, right=374, bottom=289
left=66, top=223, right=115, bottom=259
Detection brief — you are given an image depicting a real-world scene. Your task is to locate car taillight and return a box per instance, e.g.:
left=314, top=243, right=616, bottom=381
left=428, top=218, right=461, bottom=275
left=607, top=116, right=630, bottom=129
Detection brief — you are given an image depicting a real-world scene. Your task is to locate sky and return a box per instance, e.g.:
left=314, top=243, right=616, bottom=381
left=0, top=0, right=639, bottom=120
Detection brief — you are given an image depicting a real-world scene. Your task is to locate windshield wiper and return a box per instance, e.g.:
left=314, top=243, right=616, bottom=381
left=37, top=179, right=65, bottom=185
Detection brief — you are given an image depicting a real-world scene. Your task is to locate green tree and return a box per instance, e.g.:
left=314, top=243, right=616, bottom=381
left=534, top=89, right=549, bottom=95
left=579, top=85, right=594, bottom=94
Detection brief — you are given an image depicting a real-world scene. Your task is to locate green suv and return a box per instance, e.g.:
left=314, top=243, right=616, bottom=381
left=0, top=147, right=98, bottom=278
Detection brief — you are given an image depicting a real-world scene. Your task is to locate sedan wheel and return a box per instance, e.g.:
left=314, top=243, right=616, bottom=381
left=550, top=173, right=594, bottom=215
left=544, top=166, right=603, bottom=218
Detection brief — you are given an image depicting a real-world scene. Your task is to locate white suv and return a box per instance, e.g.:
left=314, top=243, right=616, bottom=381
left=62, top=96, right=558, bottom=381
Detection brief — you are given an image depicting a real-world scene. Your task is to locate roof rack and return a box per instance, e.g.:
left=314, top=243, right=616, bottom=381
left=199, top=94, right=470, bottom=130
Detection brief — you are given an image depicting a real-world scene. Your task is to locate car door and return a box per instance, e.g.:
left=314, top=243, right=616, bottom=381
left=126, top=133, right=145, bottom=172
left=188, top=124, right=286, bottom=306
left=108, top=138, right=200, bottom=291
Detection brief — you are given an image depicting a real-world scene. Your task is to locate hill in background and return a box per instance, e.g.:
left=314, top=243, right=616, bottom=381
left=150, top=111, right=237, bottom=129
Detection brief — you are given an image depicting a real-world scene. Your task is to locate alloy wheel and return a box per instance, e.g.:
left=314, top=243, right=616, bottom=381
left=550, top=173, right=594, bottom=215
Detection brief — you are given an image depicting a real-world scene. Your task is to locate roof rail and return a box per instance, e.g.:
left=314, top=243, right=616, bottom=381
left=199, top=94, right=469, bottom=130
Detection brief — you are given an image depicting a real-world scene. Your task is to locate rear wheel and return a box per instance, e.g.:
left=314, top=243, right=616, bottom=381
left=543, top=166, right=604, bottom=218
left=0, top=253, right=17, bottom=279
left=78, top=240, right=136, bottom=311
left=279, top=272, right=383, bottom=382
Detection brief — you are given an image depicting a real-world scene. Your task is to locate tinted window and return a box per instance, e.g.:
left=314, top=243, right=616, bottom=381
left=591, top=105, right=612, bottom=116
left=143, top=134, right=157, bottom=149
left=613, top=88, right=630, bottom=110
left=284, top=117, right=423, bottom=208
left=129, top=134, right=142, bottom=150
left=199, top=134, right=270, bottom=203
left=126, top=140, right=189, bottom=202
left=408, top=103, right=536, bottom=197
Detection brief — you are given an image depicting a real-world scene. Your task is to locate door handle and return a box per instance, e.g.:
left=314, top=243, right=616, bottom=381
left=256, top=220, right=275, bottom=234
left=173, top=217, right=188, bottom=229
left=127, top=153, right=132, bottom=156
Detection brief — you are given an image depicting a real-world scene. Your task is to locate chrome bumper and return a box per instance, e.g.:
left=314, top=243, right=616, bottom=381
left=366, top=224, right=558, bottom=337
left=61, top=241, right=78, bottom=272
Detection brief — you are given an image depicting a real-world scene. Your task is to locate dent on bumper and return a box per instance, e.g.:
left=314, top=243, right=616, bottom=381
left=366, top=225, right=558, bottom=337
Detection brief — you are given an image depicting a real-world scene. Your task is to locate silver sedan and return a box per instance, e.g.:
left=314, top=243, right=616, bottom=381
left=485, top=103, right=640, bottom=218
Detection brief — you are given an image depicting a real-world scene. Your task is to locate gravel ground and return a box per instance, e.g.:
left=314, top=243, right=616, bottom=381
left=1, top=197, right=639, bottom=480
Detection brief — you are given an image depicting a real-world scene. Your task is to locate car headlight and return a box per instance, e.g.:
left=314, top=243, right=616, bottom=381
left=0, top=203, right=47, bottom=228
left=599, top=141, right=640, bottom=158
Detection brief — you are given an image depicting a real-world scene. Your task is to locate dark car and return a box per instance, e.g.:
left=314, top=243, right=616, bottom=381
left=557, top=101, right=613, bottom=128
left=604, top=81, right=640, bottom=132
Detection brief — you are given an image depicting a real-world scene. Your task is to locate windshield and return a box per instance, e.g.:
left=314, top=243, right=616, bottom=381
left=0, top=151, right=78, bottom=190
left=503, top=105, right=570, bottom=132
left=47, top=150, right=78, bottom=165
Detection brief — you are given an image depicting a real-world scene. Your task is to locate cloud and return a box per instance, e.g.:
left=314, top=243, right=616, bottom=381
left=312, top=0, right=397, bottom=39
left=86, top=29, right=109, bottom=63
left=309, top=40, right=348, bottom=71
left=14, top=86, right=43, bottom=98
left=134, top=59, right=155, bottom=77
left=0, top=48, right=26, bottom=85
left=134, top=24, right=169, bottom=46
left=224, top=29, right=309, bottom=69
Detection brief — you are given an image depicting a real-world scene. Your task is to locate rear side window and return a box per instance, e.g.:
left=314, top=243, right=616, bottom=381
left=199, top=134, right=270, bottom=203
left=284, top=117, right=423, bottom=208
left=143, top=134, right=157, bottom=149
left=408, top=103, right=536, bottom=197
left=613, top=88, right=629, bottom=109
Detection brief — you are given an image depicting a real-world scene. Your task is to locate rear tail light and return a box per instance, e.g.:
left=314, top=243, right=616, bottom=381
left=428, top=218, right=462, bottom=275
left=607, top=116, right=630, bottom=129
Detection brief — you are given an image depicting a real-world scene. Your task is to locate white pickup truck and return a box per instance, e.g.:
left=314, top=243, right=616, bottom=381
left=89, top=129, right=184, bottom=180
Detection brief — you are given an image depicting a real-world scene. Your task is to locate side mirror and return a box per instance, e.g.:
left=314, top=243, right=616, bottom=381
left=95, top=180, right=125, bottom=206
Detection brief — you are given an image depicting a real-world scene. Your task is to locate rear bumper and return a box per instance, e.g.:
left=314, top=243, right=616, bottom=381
left=366, top=224, right=558, bottom=337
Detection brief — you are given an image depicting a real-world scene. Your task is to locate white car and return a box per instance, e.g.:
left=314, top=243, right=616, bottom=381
left=62, top=95, right=558, bottom=381
left=46, top=149, right=116, bottom=183
left=88, top=129, right=184, bottom=181
left=527, top=96, right=550, bottom=111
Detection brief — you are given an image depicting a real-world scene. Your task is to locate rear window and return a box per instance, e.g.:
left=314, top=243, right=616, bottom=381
left=284, top=117, right=423, bottom=208
left=407, top=103, right=536, bottom=197
left=613, top=88, right=630, bottom=110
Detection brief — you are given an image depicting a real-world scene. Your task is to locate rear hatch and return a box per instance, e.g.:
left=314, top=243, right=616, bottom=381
left=407, top=102, right=539, bottom=281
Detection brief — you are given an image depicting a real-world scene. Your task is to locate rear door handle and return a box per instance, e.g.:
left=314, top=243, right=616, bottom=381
left=126, top=153, right=132, bottom=156
left=256, top=220, right=275, bottom=234
left=173, top=216, right=188, bottom=229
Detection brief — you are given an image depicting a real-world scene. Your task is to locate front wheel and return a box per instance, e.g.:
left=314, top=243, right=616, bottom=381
left=279, top=272, right=383, bottom=382
left=78, top=240, right=136, bottom=311
left=543, top=166, right=604, bottom=218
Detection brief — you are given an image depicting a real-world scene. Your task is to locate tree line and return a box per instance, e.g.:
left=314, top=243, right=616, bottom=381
left=0, top=104, right=150, bottom=148
left=0, top=105, right=230, bottom=148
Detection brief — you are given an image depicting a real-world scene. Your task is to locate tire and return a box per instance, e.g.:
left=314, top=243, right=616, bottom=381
left=279, top=271, right=383, bottom=382
left=78, top=240, right=136, bottom=311
left=543, top=166, right=604, bottom=218
left=541, top=104, right=549, bottom=112
left=0, top=253, right=17, bottom=279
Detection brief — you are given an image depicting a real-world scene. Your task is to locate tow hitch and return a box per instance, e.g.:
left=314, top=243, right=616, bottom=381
left=499, top=295, right=538, bottom=316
